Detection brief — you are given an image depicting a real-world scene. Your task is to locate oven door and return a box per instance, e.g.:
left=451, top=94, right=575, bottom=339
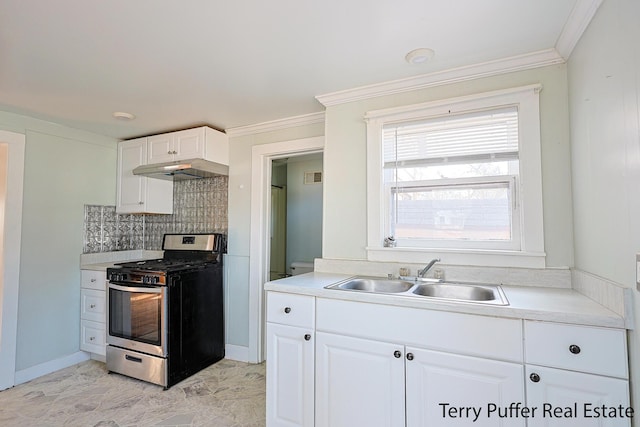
left=107, top=282, right=167, bottom=357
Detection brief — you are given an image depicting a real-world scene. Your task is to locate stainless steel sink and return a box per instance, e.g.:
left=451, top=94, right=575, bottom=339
left=325, top=276, right=509, bottom=305
left=412, top=283, right=507, bottom=304
left=330, top=278, right=414, bottom=293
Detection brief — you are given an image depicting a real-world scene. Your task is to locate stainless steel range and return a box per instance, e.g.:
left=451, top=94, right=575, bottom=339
left=106, top=233, right=225, bottom=389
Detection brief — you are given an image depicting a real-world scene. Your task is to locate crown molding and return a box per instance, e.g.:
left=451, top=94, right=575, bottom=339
left=555, top=0, right=603, bottom=59
left=315, top=49, right=564, bottom=107
left=225, top=111, right=325, bottom=137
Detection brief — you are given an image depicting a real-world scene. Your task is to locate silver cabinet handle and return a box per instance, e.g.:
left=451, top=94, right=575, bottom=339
left=90, top=304, right=96, bottom=309
left=89, top=336, right=95, bottom=341
left=284, top=307, right=291, bottom=314
left=90, top=278, right=96, bottom=283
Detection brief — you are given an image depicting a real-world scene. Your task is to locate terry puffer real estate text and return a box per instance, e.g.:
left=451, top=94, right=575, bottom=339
left=439, top=402, right=634, bottom=422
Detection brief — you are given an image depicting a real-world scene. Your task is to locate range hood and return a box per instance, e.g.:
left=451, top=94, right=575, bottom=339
left=133, top=158, right=229, bottom=181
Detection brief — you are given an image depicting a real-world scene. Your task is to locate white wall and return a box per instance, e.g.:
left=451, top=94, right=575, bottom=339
left=227, top=124, right=324, bottom=347
left=567, top=0, right=640, bottom=413
left=322, top=65, right=574, bottom=267
left=286, top=157, right=323, bottom=271
left=0, top=110, right=117, bottom=372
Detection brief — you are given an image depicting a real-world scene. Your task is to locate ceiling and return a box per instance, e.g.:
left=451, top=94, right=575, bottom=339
left=0, top=0, right=592, bottom=140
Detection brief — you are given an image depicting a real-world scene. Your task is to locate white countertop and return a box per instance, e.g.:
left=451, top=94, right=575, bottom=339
left=81, top=261, right=122, bottom=271
left=264, top=272, right=626, bottom=329
left=80, top=250, right=164, bottom=271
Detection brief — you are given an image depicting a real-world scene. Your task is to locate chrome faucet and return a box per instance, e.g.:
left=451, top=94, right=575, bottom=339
left=417, top=258, right=441, bottom=278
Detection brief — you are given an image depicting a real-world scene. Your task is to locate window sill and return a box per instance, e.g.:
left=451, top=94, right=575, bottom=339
left=366, top=247, right=546, bottom=269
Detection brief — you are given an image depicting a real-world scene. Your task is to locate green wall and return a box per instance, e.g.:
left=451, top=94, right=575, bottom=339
left=0, top=110, right=117, bottom=371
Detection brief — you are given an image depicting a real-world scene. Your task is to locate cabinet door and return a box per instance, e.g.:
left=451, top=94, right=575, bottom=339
left=116, top=138, right=173, bottom=214
left=173, top=128, right=205, bottom=160
left=406, top=347, right=525, bottom=427
left=266, top=323, right=314, bottom=427
left=116, top=139, right=147, bottom=213
left=147, top=133, right=175, bottom=163
left=526, top=365, right=631, bottom=427
left=315, top=332, right=405, bottom=427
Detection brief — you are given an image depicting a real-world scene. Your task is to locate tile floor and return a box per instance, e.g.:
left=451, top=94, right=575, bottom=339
left=0, top=359, right=266, bottom=427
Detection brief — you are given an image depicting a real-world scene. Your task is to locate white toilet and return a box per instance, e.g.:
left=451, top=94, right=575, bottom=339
left=290, top=261, right=314, bottom=276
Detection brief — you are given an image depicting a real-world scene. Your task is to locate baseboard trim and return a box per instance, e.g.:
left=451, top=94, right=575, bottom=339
left=225, top=344, right=249, bottom=363
left=15, top=351, right=90, bottom=385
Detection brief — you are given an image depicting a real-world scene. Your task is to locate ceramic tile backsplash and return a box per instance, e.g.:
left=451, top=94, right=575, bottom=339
left=83, top=176, right=228, bottom=253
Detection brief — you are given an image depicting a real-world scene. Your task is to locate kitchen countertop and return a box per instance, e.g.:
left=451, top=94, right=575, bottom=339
left=81, top=261, right=133, bottom=271
left=80, top=250, right=164, bottom=271
left=264, top=272, right=626, bottom=329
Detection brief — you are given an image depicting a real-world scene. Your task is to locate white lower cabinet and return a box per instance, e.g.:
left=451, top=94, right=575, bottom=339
left=406, top=347, right=525, bottom=427
left=265, top=291, right=631, bottom=427
left=80, top=270, right=107, bottom=357
left=266, top=323, right=314, bottom=427
left=315, top=332, right=524, bottom=427
left=266, top=292, right=315, bottom=427
left=525, top=365, right=630, bottom=427
left=81, top=319, right=107, bottom=355
left=524, top=320, right=631, bottom=427
left=315, top=332, right=405, bottom=427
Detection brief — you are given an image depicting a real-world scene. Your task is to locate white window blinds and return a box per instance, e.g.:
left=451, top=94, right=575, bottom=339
left=383, top=106, right=519, bottom=167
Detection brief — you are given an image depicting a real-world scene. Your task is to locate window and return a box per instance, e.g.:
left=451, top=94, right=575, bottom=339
left=366, top=85, right=545, bottom=268
left=384, top=107, right=520, bottom=250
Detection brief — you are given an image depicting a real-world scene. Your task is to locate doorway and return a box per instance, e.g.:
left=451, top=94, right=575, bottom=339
left=269, top=153, right=323, bottom=281
left=248, top=136, right=324, bottom=363
left=0, top=131, right=26, bottom=390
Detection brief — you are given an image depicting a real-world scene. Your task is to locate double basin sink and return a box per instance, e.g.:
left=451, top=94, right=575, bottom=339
left=325, top=276, right=509, bottom=305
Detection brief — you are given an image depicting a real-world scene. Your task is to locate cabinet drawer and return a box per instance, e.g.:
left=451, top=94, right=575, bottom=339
left=525, top=321, right=628, bottom=378
left=81, top=270, right=107, bottom=290
left=81, top=289, right=106, bottom=323
left=267, top=292, right=315, bottom=328
left=81, top=319, right=106, bottom=356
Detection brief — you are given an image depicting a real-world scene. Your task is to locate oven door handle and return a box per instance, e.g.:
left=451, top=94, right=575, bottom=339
left=108, top=283, right=163, bottom=294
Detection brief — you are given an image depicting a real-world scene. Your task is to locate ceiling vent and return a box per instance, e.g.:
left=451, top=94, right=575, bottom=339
left=304, top=171, right=322, bottom=184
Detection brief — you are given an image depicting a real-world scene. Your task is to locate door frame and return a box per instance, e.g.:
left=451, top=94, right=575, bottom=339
left=0, top=130, right=26, bottom=390
left=248, top=136, right=324, bottom=363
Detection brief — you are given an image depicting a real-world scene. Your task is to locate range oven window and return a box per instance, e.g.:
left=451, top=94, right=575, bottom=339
left=109, top=286, right=162, bottom=346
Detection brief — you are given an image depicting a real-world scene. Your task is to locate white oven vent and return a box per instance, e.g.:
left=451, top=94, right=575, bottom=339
left=304, top=171, right=322, bottom=184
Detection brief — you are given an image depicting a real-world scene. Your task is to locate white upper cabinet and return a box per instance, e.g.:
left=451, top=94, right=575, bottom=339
left=147, top=126, right=229, bottom=164
left=116, top=137, right=173, bottom=214
left=115, top=126, right=228, bottom=214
